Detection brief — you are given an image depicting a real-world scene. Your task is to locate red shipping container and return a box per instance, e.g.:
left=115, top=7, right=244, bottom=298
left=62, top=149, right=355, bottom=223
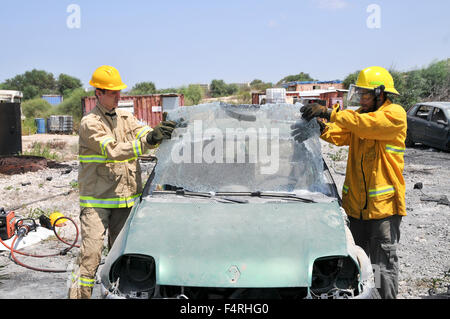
left=251, top=92, right=265, bottom=104
left=81, top=94, right=185, bottom=127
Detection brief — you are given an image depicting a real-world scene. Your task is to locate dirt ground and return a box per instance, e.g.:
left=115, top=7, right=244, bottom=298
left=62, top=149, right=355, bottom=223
left=0, top=134, right=449, bottom=299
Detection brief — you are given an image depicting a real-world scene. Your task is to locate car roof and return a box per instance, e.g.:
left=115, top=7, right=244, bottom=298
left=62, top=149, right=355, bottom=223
left=416, top=102, right=450, bottom=109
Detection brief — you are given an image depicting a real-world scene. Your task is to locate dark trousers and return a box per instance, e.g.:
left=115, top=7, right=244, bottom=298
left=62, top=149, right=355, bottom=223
left=349, top=215, right=402, bottom=299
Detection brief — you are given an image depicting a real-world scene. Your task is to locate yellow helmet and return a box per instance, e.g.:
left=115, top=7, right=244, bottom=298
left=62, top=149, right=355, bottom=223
left=355, top=66, right=399, bottom=95
left=89, top=65, right=127, bottom=91
left=49, top=212, right=67, bottom=227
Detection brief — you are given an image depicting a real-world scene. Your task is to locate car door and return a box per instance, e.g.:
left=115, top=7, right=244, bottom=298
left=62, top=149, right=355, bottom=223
left=408, top=104, right=432, bottom=143
left=427, top=106, right=449, bottom=149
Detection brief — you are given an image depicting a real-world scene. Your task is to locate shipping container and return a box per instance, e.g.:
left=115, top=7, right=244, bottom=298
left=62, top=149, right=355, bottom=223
left=81, top=94, right=185, bottom=127
left=41, top=95, right=63, bottom=105
left=251, top=92, right=266, bottom=105
left=0, top=103, right=22, bottom=155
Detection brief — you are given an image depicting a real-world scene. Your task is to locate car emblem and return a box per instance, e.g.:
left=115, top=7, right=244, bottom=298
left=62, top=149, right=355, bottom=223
left=226, top=265, right=240, bottom=283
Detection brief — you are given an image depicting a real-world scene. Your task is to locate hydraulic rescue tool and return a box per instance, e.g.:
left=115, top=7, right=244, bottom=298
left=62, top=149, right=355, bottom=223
left=0, top=211, right=80, bottom=273
left=15, top=218, right=37, bottom=237
left=0, top=207, right=17, bottom=241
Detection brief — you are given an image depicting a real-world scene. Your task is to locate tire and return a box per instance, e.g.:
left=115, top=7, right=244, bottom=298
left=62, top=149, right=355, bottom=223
left=405, top=130, right=415, bottom=147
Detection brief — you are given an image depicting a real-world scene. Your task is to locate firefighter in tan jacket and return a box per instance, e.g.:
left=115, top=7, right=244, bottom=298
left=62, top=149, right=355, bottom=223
left=68, top=66, right=176, bottom=299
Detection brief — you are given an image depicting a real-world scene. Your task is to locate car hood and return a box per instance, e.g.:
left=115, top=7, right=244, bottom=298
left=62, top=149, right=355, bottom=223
left=103, top=199, right=348, bottom=288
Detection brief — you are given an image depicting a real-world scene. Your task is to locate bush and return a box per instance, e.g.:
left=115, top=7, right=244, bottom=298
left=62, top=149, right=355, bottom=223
left=129, top=82, right=156, bottom=95
left=180, top=84, right=204, bottom=105
left=210, top=79, right=239, bottom=98
left=342, top=59, right=450, bottom=109
left=277, top=72, right=315, bottom=85
left=236, top=90, right=252, bottom=104
left=56, top=88, right=94, bottom=128
left=420, top=59, right=450, bottom=101
left=249, top=80, right=273, bottom=92
left=22, top=118, right=37, bottom=135
left=22, top=142, right=60, bottom=160
left=21, top=98, right=52, bottom=118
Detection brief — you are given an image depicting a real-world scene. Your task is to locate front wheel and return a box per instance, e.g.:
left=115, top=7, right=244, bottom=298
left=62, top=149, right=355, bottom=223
left=405, top=130, right=415, bottom=147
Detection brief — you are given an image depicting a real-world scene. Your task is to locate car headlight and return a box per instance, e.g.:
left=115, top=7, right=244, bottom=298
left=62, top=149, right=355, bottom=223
left=310, top=256, right=359, bottom=299
left=109, top=254, right=156, bottom=299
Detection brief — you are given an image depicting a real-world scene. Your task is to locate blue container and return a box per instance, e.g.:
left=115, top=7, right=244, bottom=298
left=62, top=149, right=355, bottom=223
left=35, top=118, right=46, bottom=134
left=41, top=95, right=63, bottom=105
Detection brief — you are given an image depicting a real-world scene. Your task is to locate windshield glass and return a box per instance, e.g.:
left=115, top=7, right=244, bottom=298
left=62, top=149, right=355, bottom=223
left=150, top=102, right=329, bottom=194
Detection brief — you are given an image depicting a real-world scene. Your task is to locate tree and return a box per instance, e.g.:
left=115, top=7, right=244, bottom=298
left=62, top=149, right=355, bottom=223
left=129, top=82, right=156, bottom=95
left=277, top=72, right=315, bottom=85
left=342, top=70, right=360, bottom=89
left=226, top=83, right=239, bottom=96
left=387, top=69, right=407, bottom=106
left=57, top=73, right=83, bottom=97
left=210, top=79, right=228, bottom=97
left=397, top=70, right=426, bottom=109
left=341, top=58, right=449, bottom=109
left=250, top=79, right=263, bottom=86
left=56, top=88, right=94, bottom=125
left=209, top=80, right=240, bottom=97
left=420, top=59, right=450, bottom=101
left=157, top=88, right=179, bottom=94
left=250, top=79, right=273, bottom=91
left=1, top=69, right=57, bottom=100
left=180, top=84, right=204, bottom=105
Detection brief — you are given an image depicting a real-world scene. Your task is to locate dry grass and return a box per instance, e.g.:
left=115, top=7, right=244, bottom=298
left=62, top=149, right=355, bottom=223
left=46, top=140, right=67, bottom=150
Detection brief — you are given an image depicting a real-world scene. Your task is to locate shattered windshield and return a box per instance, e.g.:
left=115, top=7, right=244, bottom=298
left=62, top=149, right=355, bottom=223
left=150, top=103, right=329, bottom=194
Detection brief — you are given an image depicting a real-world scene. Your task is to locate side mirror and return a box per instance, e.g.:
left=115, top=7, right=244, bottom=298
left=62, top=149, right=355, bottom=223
left=437, top=119, right=448, bottom=126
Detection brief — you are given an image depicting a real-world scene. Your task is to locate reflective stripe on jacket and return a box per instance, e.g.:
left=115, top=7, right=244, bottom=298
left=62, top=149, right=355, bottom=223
left=78, top=103, right=152, bottom=208
left=321, top=100, right=407, bottom=220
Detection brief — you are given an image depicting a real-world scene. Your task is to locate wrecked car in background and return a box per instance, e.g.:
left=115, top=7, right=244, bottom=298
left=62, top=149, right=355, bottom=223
left=406, top=102, right=450, bottom=152
left=99, top=103, right=379, bottom=299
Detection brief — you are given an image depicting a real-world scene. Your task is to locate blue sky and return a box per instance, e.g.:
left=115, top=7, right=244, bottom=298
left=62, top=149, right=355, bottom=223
left=1, top=0, right=449, bottom=90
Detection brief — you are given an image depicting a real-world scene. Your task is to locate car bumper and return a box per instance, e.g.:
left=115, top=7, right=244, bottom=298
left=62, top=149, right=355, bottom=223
left=100, top=282, right=380, bottom=299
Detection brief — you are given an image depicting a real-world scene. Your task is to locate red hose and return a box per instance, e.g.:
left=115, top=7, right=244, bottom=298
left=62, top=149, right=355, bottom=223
left=10, top=235, right=68, bottom=273
left=0, top=216, right=80, bottom=273
left=53, top=216, right=80, bottom=249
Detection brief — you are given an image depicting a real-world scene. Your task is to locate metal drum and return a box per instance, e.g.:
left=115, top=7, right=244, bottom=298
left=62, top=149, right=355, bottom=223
left=35, top=118, right=46, bottom=134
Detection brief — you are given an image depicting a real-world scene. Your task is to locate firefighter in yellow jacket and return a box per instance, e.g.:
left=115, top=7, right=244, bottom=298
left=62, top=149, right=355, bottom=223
left=295, top=66, right=407, bottom=299
left=68, top=65, right=176, bottom=299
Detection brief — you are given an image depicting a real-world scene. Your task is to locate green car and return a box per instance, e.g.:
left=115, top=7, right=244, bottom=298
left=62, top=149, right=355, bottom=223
left=99, top=103, right=379, bottom=299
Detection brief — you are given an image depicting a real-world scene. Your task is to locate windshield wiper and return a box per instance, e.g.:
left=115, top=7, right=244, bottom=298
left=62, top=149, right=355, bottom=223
left=152, top=186, right=316, bottom=203
left=214, top=191, right=317, bottom=203
left=151, top=189, right=249, bottom=204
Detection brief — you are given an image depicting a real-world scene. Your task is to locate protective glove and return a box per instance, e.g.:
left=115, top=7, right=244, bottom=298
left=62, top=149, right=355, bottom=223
left=300, top=103, right=331, bottom=121
left=291, top=118, right=326, bottom=144
left=317, top=118, right=326, bottom=133
left=146, top=119, right=177, bottom=145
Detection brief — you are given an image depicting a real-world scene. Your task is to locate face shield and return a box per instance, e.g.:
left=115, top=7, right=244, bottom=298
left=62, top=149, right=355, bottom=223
left=347, top=84, right=375, bottom=107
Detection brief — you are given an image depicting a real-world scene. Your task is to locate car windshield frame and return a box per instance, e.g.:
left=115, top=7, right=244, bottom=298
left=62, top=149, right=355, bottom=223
left=142, top=103, right=340, bottom=200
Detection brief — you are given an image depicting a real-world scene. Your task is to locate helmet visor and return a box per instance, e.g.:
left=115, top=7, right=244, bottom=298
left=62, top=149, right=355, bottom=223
left=347, top=84, right=375, bottom=106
